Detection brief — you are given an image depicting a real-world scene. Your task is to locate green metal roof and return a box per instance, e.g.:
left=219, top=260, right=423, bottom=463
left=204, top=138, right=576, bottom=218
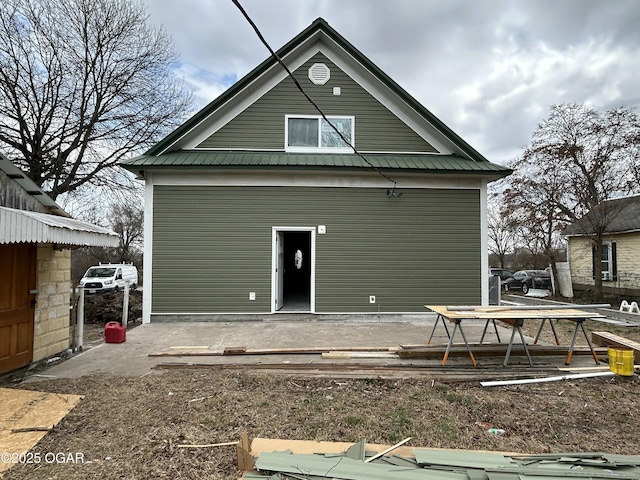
left=121, top=151, right=511, bottom=175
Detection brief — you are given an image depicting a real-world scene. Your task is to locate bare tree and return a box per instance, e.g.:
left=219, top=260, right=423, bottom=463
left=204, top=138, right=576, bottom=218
left=487, top=187, right=516, bottom=268
left=111, top=200, right=143, bottom=264
left=0, top=0, right=193, bottom=199
left=503, top=103, right=640, bottom=300
left=71, top=199, right=143, bottom=282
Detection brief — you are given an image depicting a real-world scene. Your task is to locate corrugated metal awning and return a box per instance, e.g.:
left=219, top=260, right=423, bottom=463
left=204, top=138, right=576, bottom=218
left=0, top=206, right=119, bottom=247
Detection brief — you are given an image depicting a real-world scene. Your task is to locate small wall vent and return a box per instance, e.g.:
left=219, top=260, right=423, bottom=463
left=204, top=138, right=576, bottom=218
left=308, top=63, right=330, bottom=85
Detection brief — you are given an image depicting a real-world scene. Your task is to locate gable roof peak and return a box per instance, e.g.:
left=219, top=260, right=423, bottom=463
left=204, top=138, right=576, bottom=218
left=138, top=16, right=501, bottom=170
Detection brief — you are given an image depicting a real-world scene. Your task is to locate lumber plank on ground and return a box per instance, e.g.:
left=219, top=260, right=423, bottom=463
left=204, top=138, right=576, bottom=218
left=447, top=304, right=611, bottom=312
left=321, top=351, right=398, bottom=359
left=591, top=331, right=640, bottom=363
left=223, top=346, right=397, bottom=355
left=149, top=350, right=223, bottom=357
left=397, top=344, right=607, bottom=358
left=152, top=362, right=566, bottom=382
left=149, top=346, right=398, bottom=357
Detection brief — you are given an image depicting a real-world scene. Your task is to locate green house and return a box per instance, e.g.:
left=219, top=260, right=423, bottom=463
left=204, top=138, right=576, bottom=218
left=122, top=18, right=510, bottom=323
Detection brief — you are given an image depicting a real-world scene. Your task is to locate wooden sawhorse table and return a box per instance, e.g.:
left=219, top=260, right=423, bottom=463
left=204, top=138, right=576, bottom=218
left=426, top=305, right=606, bottom=367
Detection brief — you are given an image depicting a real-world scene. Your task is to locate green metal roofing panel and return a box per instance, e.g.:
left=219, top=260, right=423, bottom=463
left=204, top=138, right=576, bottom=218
left=247, top=440, right=640, bottom=480
left=254, top=452, right=467, bottom=480
left=122, top=151, right=511, bottom=175
left=413, top=449, right=519, bottom=469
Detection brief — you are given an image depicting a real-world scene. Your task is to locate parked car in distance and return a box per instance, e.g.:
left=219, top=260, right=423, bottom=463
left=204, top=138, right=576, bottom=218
left=489, top=268, right=514, bottom=280
left=502, top=269, right=551, bottom=294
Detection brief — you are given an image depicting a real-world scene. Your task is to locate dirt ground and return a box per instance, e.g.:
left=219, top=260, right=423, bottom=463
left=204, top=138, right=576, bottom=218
left=2, top=295, right=640, bottom=480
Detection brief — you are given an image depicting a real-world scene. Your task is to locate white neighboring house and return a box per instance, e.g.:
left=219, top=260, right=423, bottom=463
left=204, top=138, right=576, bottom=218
left=565, top=194, right=640, bottom=297
left=0, top=154, right=118, bottom=374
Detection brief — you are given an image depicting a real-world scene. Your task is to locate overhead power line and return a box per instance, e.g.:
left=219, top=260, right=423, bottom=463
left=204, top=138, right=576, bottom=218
left=230, top=0, right=401, bottom=197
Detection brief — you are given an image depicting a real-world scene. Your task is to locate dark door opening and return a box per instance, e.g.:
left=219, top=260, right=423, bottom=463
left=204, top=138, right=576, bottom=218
left=281, top=231, right=311, bottom=311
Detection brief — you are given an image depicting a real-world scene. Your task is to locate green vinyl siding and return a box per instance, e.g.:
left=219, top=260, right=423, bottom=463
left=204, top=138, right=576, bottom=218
left=197, top=53, right=437, bottom=154
left=152, top=186, right=481, bottom=313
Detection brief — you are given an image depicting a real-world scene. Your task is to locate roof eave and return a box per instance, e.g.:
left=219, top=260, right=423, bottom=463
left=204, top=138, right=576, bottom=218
left=120, top=163, right=512, bottom=180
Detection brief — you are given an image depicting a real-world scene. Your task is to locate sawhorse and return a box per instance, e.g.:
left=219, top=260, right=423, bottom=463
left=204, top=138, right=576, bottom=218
left=428, top=314, right=476, bottom=366
left=533, top=317, right=600, bottom=365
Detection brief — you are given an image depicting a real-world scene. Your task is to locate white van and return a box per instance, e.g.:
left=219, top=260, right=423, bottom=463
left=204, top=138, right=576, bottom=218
left=80, top=263, right=138, bottom=294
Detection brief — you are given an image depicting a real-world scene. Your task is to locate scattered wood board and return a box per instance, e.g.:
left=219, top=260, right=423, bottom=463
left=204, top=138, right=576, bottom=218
left=169, top=346, right=210, bottom=350
left=249, top=437, right=417, bottom=459
left=152, top=362, right=569, bottom=382
left=149, top=346, right=398, bottom=357
left=592, top=331, right=640, bottom=363
left=321, top=352, right=398, bottom=359
left=149, top=350, right=222, bottom=357
left=397, top=344, right=607, bottom=358
left=0, top=388, right=83, bottom=474
left=222, top=346, right=398, bottom=355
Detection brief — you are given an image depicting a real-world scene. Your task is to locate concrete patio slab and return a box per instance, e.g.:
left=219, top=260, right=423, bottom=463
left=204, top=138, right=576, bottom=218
left=22, top=313, right=604, bottom=381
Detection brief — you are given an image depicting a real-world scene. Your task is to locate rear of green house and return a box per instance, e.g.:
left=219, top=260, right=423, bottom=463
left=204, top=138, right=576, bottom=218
left=122, top=18, right=510, bottom=322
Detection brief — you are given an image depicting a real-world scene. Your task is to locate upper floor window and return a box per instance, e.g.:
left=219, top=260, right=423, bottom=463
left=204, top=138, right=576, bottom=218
left=285, top=115, right=354, bottom=152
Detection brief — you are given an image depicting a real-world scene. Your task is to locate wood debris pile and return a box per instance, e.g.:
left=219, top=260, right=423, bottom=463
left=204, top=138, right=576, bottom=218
left=242, top=438, right=640, bottom=480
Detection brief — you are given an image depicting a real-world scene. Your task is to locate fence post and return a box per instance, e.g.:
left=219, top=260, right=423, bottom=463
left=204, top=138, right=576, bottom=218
left=76, top=285, right=84, bottom=351
left=122, top=281, right=130, bottom=327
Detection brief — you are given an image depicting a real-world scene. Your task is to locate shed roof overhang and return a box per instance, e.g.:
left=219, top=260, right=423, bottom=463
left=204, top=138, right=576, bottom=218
left=0, top=206, right=119, bottom=247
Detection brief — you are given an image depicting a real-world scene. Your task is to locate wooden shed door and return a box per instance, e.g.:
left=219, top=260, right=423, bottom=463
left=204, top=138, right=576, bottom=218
left=0, top=243, right=36, bottom=374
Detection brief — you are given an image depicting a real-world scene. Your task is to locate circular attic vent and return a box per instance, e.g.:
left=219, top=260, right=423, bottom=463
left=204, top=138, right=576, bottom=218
left=308, top=63, right=330, bottom=85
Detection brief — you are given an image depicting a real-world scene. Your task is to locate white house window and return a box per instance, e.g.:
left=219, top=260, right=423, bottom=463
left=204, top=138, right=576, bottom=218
left=602, top=243, right=610, bottom=278
left=286, top=115, right=354, bottom=152
left=593, top=241, right=616, bottom=281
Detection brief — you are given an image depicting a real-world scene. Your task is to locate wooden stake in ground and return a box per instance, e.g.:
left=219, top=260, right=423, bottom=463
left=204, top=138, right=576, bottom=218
left=177, top=441, right=238, bottom=449
left=236, top=430, right=253, bottom=471
left=364, top=437, right=412, bottom=463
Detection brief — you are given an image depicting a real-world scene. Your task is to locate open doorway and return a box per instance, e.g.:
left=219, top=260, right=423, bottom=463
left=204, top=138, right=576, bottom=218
left=273, top=228, right=314, bottom=312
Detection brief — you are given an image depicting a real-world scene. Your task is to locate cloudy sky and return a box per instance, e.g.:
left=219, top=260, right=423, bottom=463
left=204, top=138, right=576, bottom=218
left=141, top=0, right=640, bottom=165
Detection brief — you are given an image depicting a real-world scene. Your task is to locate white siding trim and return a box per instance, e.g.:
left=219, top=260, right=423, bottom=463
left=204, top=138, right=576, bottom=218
left=315, top=44, right=454, bottom=155
left=150, top=170, right=485, bottom=190
left=271, top=226, right=316, bottom=313
left=142, top=175, right=154, bottom=324
left=480, top=180, right=489, bottom=305
left=179, top=45, right=317, bottom=151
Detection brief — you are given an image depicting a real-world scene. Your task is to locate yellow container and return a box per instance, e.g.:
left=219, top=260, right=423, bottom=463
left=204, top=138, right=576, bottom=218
left=608, top=347, right=635, bottom=376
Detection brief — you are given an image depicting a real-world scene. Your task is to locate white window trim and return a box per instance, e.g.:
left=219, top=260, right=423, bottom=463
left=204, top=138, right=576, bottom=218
left=285, top=114, right=355, bottom=153
left=601, top=241, right=613, bottom=280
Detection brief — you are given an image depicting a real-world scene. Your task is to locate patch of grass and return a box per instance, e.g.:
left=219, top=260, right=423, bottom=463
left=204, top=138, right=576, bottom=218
left=386, top=407, right=412, bottom=443
left=436, top=419, right=459, bottom=441
left=201, top=416, right=230, bottom=429
left=306, top=421, right=327, bottom=437
left=444, top=391, right=476, bottom=408
left=345, top=415, right=363, bottom=426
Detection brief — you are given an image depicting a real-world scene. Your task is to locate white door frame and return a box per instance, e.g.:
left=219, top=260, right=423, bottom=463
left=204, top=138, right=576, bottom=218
left=271, top=226, right=316, bottom=313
